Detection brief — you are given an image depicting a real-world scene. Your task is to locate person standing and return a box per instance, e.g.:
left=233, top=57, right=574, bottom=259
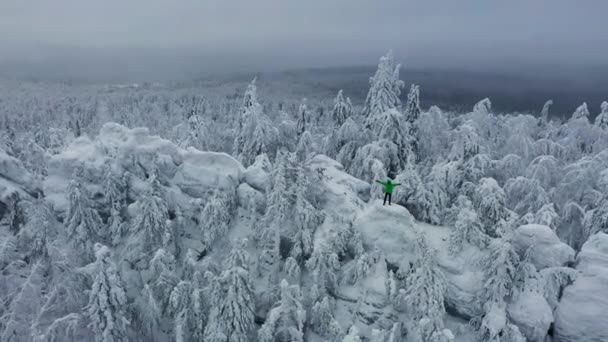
left=375, top=179, right=400, bottom=205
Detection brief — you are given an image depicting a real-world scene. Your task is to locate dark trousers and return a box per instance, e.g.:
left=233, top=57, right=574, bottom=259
left=383, top=192, right=392, bottom=205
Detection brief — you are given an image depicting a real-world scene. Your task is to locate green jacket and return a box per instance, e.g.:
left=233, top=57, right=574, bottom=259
left=376, top=180, right=400, bottom=194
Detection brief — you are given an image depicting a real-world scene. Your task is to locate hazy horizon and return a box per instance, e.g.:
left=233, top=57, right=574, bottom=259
left=1, top=1, right=607, bottom=81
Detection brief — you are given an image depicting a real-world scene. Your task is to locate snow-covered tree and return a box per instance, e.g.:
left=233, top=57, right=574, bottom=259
left=449, top=123, right=480, bottom=161
left=473, top=178, right=509, bottom=237
left=504, top=177, right=549, bottom=216
left=1, top=260, right=49, bottom=341
left=130, top=176, right=169, bottom=253
left=295, top=130, right=314, bottom=162
left=363, top=50, right=404, bottom=119
left=233, top=78, right=259, bottom=157
left=309, top=296, right=342, bottom=340
left=204, top=244, right=255, bottom=342
left=405, top=84, right=422, bottom=125
left=200, top=189, right=232, bottom=247
left=168, top=280, right=205, bottom=342
left=480, top=237, right=519, bottom=306
left=402, top=234, right=447, bottom=325
left=571, top=102, right=589, bottom=121
left=179, top=113, right=210, bottom=151
left=305, top=244, right=341, bottom=299
left=417, top=106, right=450, bottom=164
left=539, top=100, right=553, bottom=126
left=449, top=196, right=487, bottom=254
left=85, top=244, right=129, bottom=342
left=393, top=165, right=439, bottom=223
left=66, top=172, right=102, bottom=256
left=473, top=98, right=492, bottom=115
left=258, top=279, right=306, bottom=342
left=297, top=100, right=309, bottom=136
left=240, top=115, right=280, bottom=167
left=148, top=248, right=178, bottom=314
left=595, top=101, right=608, bottom=129
left=342, top=325, right=362, bottom=342
left=331, top=90, right=353, bottom=127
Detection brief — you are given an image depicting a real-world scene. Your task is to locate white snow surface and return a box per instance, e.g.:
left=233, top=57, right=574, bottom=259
left=512, top=224, right=575, bottom=269
left=554, top=233, right=608, bottom=342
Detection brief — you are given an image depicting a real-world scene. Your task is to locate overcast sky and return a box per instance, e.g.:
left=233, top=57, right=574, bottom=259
left=1, top=0, right=606, bottom=78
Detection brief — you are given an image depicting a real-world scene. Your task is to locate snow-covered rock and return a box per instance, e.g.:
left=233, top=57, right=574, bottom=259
left=44, top=123, right=244, bottom=211
left=554, top=233, right=608, bottom=342
left=353, top=202, right=485, bottom=319
left=310, top=155, right=371, bottom=206
left=243, top=154, right=271, bottom=192
left=355, top=202, right=417, bottom=263
left=507, top=291, right=553, bottom=342
left=173, top=148, right=243, bottom=198
left=236, top=183, right=266, bottom=213
left=512, top=224, right=575, bottom=269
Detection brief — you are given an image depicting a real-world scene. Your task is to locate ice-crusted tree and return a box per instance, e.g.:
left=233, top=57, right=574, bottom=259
left=19, top=196, right=53, bottom=259
left=480, top=237, right=519, bottom=306
left=130, top=175, right=169, bottom=253
left=84, top=244, right=129, bottom=342
left=309, top=296, right=342, bottom=340
left=449, top=123, right=480, bottom=161
left=474, top=302, right=525, bottom=342
left=180, top=113, right=210, bottom=151
left=363, top=50, right=404, bottom=119
left=473, top=178, right=509, bottom=237
left=402, top=233, right=447, bottom=339
left=103, top=164, right=127, bottom=246
left=417, top=106, right=450, bottom=164
left=295, top=130, right=315, bottom=162
left=332, top=90, right=353, bottom=127
left=352, top=140, right=401, bottom=181
left=147, top=248, right=178, bottom=314
left=570, top=102, right=589, bottom=121
left=503, top=177, right=549, bottom=216
left=533, top=203, right=560, bottom=230
left=473, top=98, right=492, bottom=114
left=393, top=164, right=439, bottom=224
left=233, top=78, right=259, bottom=157
left=559, top=201, right=586, bottom=250
left=405, top=84, right=422, bottom=124
left=200, top=189, right=232, bottom=248
left=327, top=117, right=367, bottom=164
left=595, top=101, right=608, bottom=129
left=306, top=243, right=341, bottom=300
left=66, top=170, right=102, bottom=256
left=168, top=280, right=205, bottom=342
left=1, top=260, right=49, bottom=341
left=258, top=279, right=306, bottom=342
left=204, top=243, right=255, bottom=342
left=240, top=115, right=280, bottom=167
left=297, top=100, right=309, bottom=136
left=538, top=100, right=553, bottom=126
left=588, top=196, right=608, bottom=237
left=290, top=169, right=322, bottom=263
left=449, top=196, right=487, bottom=255
left=342, top=325, right=362, bottom=342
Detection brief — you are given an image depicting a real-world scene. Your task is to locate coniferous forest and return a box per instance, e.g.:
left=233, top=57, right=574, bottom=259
left=1, top=49, right=608, bottom=342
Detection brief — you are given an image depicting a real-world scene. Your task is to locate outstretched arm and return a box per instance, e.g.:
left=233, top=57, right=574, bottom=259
left=375, top=180, right=385, bottom=185
left=393, top=183, right=401, bottom=186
